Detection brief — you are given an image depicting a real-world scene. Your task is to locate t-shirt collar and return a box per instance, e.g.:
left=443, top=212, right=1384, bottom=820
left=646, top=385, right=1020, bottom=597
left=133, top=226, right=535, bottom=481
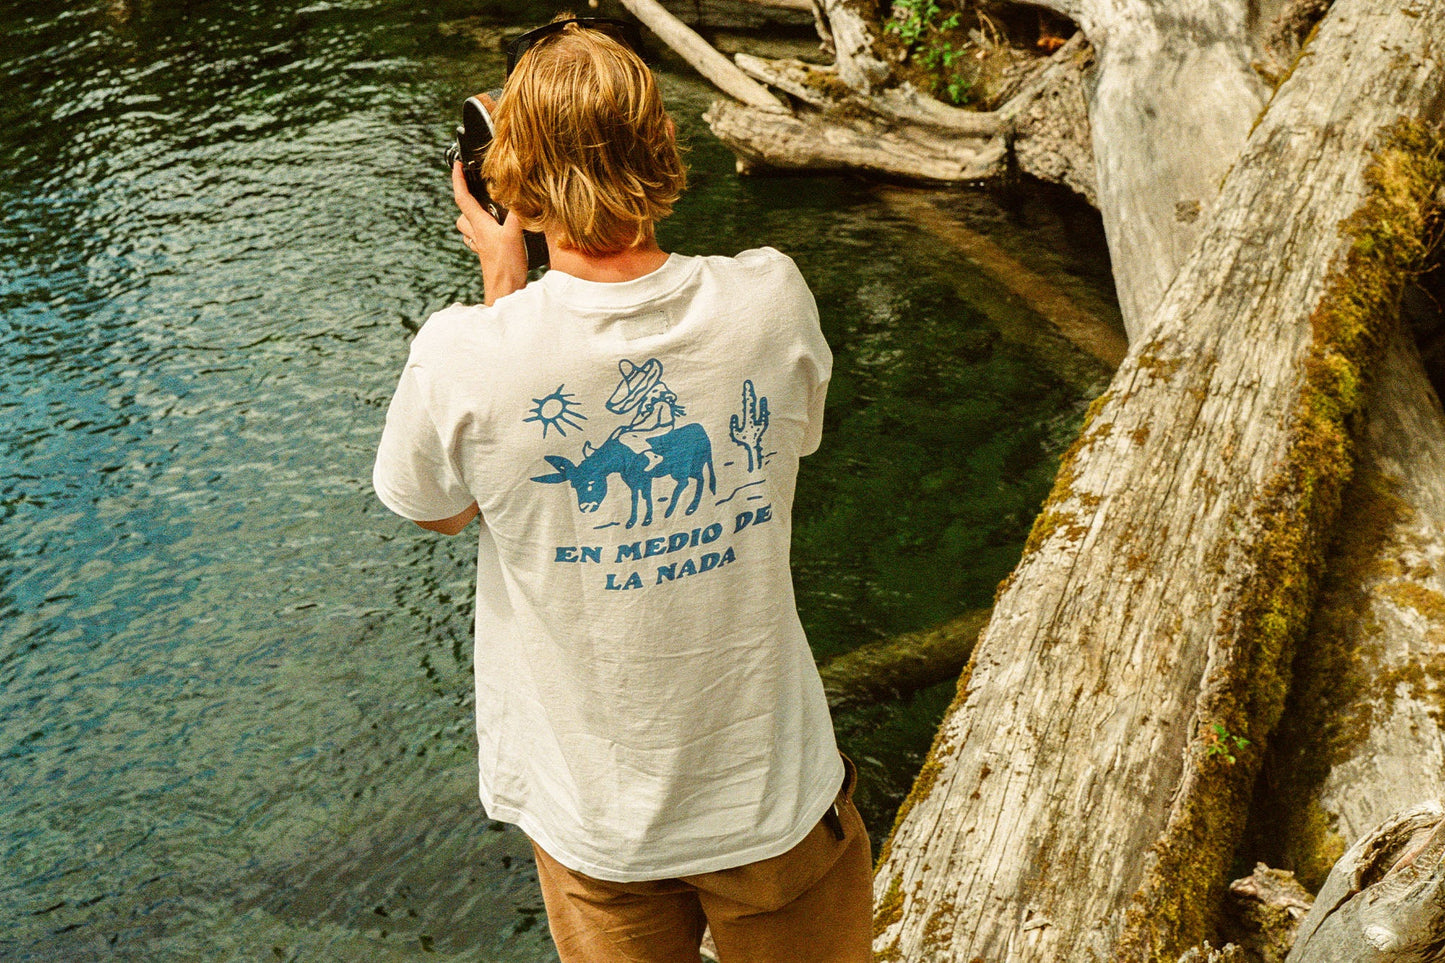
left=538, top=253, right=698, bottom=310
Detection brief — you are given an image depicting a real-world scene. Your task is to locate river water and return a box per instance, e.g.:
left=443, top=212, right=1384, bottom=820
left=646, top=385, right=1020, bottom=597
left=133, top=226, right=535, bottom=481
left=0, top=1, right=1117, bottom=959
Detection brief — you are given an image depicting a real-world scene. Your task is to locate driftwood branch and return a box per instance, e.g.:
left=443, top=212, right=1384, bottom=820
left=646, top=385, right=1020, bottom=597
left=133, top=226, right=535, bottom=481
left=1226, top=864, right=1315, bottom=963
left=618, top=0, right=787, bottom=112
left=705, top=32, right=1095, bottom=187
left=704, top=95, right=1006, bottom=179
left=1286, top=801, right=1445, bottom=963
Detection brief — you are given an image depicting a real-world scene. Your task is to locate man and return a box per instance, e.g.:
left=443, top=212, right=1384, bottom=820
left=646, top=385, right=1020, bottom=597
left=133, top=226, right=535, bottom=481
left=373, top=17, right=871, bottom=962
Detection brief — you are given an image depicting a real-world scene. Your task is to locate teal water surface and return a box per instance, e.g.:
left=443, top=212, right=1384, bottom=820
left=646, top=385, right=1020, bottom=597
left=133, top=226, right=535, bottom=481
left=0, top=1, right=1115, bottom=959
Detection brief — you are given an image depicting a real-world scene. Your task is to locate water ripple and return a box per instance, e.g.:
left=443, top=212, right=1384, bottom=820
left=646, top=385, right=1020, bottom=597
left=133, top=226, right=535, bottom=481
left=0, top=1, right=1114, bottom=959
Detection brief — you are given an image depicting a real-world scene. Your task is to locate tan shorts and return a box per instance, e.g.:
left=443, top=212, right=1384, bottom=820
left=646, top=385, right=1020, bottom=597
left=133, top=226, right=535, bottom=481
left=529, top=756, right=873, bottom=963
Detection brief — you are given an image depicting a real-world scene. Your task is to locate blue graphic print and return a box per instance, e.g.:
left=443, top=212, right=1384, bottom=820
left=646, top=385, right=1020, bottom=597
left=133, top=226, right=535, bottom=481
left=728, top=379, right=769, bottom=472
left=524, top=385, right=587, bottom=438
left=530, top=359, right=717, bottom=528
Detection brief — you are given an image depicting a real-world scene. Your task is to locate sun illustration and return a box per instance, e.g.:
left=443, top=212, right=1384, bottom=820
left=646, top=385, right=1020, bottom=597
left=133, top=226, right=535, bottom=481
left=524, top=385, right=587, bottom=438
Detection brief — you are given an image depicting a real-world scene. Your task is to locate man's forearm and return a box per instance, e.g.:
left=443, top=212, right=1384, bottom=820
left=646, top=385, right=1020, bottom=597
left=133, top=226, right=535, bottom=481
left=414, top=502, right=479, bottom=535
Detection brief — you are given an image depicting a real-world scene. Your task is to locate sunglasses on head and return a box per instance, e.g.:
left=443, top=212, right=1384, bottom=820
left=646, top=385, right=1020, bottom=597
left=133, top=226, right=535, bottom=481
left=505, top=18, right=648, bottom=76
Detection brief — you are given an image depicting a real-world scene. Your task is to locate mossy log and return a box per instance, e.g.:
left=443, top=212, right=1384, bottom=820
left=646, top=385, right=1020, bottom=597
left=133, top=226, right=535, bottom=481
left=818, top=610, right=988, bottom=715
left=870, top=0, right=1445, bottom=957
left=1251, top=324, right=1445, bottom=891
left=1285, top=801, right=1445, bottom=963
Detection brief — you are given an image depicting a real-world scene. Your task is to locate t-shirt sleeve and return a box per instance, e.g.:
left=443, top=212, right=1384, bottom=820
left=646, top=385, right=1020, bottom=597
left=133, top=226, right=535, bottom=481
left=800, top=312, right=831, bottom=457
left=373, top=361, right=476, bottom=522
left=786, top=260, right=831, bottom=457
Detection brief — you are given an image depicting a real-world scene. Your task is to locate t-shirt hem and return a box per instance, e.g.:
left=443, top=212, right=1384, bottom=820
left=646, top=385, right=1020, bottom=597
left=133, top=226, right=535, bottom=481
left=481, top=754, right=846, bottom=883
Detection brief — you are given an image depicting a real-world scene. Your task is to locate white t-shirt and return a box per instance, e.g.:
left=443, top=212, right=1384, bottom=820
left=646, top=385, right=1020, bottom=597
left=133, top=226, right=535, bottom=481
left=373, top=247, right=842, bottom=882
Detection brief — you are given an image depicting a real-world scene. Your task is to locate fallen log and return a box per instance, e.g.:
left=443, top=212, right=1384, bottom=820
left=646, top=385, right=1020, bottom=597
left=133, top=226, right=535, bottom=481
left=1285, top=801, right=1445, bottom=963
left=617, top=0, right=787, bottom=111
left=730, top=0, right=812, bottom=11
left=1070, top=0, right=1266, bottom=339
left=1251, top=323, right=1445, bottom=890
left=874, top=186, right=1126, bottom=369
left=818, top=610, right=988, bottom=715
left=870, top=0, right=1445, bottom=959
left=703, top=31, right=1094, bottom=189
left=704, top=87, right=1007, bottom=180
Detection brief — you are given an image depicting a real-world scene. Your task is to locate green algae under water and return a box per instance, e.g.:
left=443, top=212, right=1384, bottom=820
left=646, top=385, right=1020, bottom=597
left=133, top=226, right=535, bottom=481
left=0, top=1, right=1117, bottom=958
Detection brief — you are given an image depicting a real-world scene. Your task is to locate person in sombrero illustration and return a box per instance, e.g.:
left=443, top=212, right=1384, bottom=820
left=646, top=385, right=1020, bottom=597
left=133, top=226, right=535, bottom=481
left=605, top=357, right=682, bottom=471
left=371, top=14, right=868, bottom=962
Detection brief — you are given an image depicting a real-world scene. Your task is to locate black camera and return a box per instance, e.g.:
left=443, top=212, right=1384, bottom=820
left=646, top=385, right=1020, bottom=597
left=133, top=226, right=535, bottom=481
left=445, top=92, right=550, bottom=271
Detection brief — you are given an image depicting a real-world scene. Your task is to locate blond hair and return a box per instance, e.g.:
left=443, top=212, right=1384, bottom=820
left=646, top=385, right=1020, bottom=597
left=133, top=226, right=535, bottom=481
left=482, top=23, right=687, bottom=256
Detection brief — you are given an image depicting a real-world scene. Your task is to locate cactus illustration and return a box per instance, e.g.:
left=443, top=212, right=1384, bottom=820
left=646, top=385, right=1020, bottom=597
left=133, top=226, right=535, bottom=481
left=729, top=380, right=769, bottom=472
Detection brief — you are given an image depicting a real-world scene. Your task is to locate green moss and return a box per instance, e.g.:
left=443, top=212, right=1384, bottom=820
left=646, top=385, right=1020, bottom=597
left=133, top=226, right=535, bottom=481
left=1115, top=121, right=1445, bottom=962
left=1380, top=581, right=1445, bottom=622
left=1376, top=652, right=1445, bottom=723
left=1015, top=389, right=1114, bottom=560
left=1286, top=801, right=1348, bottom=892
left=874, top=873, right=905, bottom=939
left=921, top=897, right=958, bottom=949
left=874, top=660, right=974, bottom=871
left=1242, top=465, right=1403, bottom=890
left=802, top=65, right=856, bottom=102
left=1134, top=352, right=1184, bottom=380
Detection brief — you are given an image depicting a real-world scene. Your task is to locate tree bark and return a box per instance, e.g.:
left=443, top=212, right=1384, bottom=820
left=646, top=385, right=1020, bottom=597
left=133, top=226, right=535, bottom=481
left=870, top=2, right=1445, bottom=960
left=1285, top=801, right=1445, bottom=963
left=1251, top=323, right=1445, bottom=892
left=1075, top=0, right=1266, bottom=339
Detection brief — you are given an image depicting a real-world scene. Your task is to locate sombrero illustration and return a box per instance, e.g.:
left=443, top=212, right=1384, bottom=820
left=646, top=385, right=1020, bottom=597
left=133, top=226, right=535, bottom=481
left=606, top=358, right=664, bottom=414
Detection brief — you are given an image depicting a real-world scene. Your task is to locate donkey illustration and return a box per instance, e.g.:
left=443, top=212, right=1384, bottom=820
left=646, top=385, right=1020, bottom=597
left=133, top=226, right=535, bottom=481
left=531, top=423, right=716, bottom=528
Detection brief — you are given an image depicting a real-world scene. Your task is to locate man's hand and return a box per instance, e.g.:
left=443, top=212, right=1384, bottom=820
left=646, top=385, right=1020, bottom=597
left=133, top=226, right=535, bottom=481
left=452, top=161, right=528, bottom=306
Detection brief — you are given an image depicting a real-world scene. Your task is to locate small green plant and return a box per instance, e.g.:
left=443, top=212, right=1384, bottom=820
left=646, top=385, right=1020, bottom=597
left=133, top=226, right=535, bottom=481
left=1204, top=723, right=1250, bottom=764
left=885, top=0, right=973, bottom=105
